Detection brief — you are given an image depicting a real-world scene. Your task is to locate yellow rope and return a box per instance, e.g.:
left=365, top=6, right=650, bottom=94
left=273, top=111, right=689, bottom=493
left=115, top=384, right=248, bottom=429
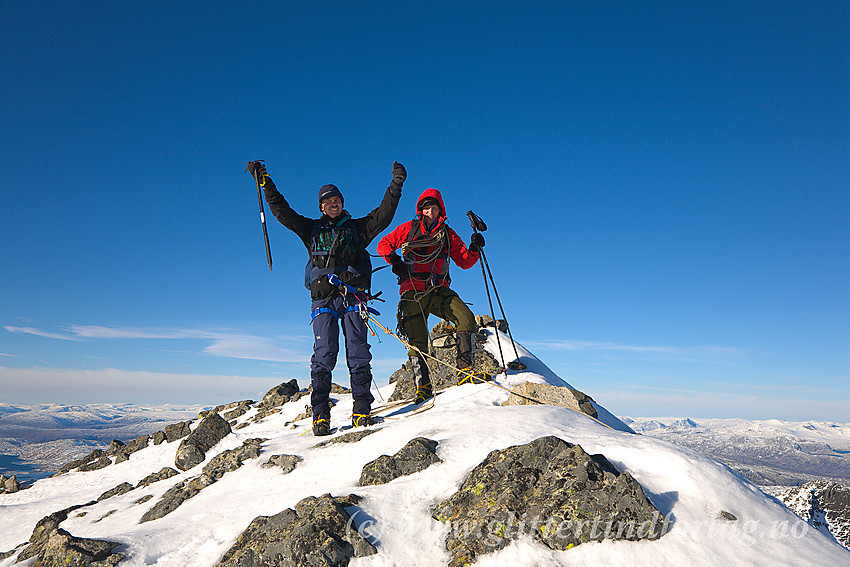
left=360, top=308, right=619, bottom=431
left=333, top=277, right=620, bottom=432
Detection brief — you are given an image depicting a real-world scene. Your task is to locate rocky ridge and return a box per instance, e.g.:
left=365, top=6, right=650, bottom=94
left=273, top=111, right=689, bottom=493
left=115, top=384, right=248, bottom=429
left=0, top=367, right=665, bottom=565
left=768, top=480, right=850, bottom=550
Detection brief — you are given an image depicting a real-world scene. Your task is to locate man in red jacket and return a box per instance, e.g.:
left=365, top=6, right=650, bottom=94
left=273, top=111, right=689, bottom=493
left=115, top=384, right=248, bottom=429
left=377, top=188, right=488, bottom=404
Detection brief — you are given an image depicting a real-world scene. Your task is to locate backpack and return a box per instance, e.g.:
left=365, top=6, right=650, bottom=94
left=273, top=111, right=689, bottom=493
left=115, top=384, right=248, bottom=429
left=304, top=215, right=373, bottom=291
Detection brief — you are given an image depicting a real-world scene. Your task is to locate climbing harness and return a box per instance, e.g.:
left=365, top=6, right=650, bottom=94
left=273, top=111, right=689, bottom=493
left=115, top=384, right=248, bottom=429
left=305, top=215, right=376, bottom=291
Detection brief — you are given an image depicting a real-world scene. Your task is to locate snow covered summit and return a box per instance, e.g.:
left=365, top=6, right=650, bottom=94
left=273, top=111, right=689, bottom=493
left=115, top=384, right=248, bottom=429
left=1, top=328, right=848, bottom=566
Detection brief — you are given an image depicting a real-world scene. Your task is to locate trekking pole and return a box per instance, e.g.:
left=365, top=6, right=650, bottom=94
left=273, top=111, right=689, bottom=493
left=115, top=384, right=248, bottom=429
left=467, top=211, right=526, bottom=371
left=246, top=161, right=273, bottom=271
left=466, top=211, right=506, bottom=371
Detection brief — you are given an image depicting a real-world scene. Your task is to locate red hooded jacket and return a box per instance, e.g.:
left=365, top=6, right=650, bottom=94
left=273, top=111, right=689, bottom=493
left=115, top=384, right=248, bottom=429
left=376, top=188, right=479, bottom=294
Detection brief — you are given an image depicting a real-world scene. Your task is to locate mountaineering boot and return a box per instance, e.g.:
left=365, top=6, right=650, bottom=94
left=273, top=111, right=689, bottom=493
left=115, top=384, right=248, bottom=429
left=456, top=366, right=492, bottom=385
left=456, top=331, right=492, bottom=385
left=409, top=355, right=433, bottom=404
left=456, top=331, right=474, bottom=371
left=351, top=413, right=376, bottom=427
left=312, top=411, right=331, bottom=436
left=352, top=400, right=376, bottom=428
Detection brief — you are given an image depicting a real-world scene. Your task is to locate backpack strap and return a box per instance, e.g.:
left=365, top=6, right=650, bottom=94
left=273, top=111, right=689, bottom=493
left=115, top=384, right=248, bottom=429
left=305, top=215, right=370, bottom=290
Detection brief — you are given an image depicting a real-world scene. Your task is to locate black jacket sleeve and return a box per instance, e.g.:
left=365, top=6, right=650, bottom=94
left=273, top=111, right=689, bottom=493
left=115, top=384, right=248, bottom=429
left=356, top=182, right=402, bottom=246
left=261, top=175, right=314, bottom=249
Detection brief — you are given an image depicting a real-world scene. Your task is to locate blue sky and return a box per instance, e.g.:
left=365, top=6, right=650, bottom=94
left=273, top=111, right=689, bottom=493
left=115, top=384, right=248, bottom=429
left=2, top=1, right=848, bottom=420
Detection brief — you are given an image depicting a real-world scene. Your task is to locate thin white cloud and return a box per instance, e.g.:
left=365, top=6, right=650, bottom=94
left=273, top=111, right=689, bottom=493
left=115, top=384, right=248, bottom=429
left=524, top=339, right=743, bottom=358
left=201, top=334, right=307, bottom=363
left=67, top=326, right=219, bottom=340
left=4, top=326, right=83, bottom=341
left=5, top=325, right=311, bottom=364
left=0, top=366, right=288, bottom=405
left=0, top=352, right=17, bottom=357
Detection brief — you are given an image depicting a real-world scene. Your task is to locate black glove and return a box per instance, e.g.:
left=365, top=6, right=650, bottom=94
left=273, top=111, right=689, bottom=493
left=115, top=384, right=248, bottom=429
left=468, top=232, right=485, bottom=252
left=246, top=160, right=267, bottom=179
left=392, top=161, right=406, bottom=188
left=388, top=252, right=408, bottom=278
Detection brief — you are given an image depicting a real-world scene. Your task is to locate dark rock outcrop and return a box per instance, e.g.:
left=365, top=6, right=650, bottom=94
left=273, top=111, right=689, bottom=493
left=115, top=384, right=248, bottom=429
left=432, top=436, right=666, bottom=566
left=215, top=494, right=376, bottom=567
left=174, top=412, right=232, bottom=471
left=125, top=434, right=150, bottom=454
left=56, top=449, right=106, bottom=474
left=221, top=400, right=254, bottom=421
left=52, top=430, right=159, bottom=476
left=203, top=438, right=267, bottom=482
left=35, top=528, right=123, bottom=566
left=105, top=440, right=126, bottom=456
left=0, top=474, right=22, bottom=493
left=98, top=482, right=135, bottom=502
left=250, top=380, right=309, bottom=422
left=360, top=437, right=442, bottom=486
left=164, top=420, right=193, bottom=442
left=141, top=439, right=265, bottom=523
left=136, top=467, right=179, bottom=489
left=261, top=454, right=303, bottom=474
left=0, top=544, right=23, bottom=561
left=262, top=380, right=303, bottom=408
left=139, top=474, right=215, bottom=523
left=389, top=317, right=503, bottom=401
left=17, top=502, right=99, bottom=563
left=78, top=456, right=113, bottom=472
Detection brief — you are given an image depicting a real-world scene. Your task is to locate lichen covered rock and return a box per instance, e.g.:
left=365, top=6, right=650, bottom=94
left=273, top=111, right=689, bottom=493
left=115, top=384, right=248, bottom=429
left=261, top=454, right=303, bottom=474
left=174, top=412, right=231, bottom=471
left=215, top=494, right=375, bottom=567
left=432, top=436, right=666, bottom=566
left=142, top=439, right=264, bottom=523
left=359, top=437, right=442, bottom=486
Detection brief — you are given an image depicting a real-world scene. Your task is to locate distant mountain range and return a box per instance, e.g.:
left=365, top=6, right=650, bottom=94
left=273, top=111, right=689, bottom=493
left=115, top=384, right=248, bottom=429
left=0, top=403, right=206, bottom=482
left=5, top=406, right=849, bottom=489
left=621, top=416, right=850, bottom=486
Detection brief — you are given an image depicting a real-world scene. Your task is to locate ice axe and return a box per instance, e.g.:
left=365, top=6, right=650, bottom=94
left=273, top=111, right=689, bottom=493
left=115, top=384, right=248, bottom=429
left=466, top=210, right=526, bottom=372
left=246, top=161, right=273, bottom=271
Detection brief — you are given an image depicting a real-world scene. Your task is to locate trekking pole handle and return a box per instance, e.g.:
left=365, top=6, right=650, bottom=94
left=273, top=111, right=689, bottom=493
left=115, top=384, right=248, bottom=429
left=466, top=210, right=487, bottom=232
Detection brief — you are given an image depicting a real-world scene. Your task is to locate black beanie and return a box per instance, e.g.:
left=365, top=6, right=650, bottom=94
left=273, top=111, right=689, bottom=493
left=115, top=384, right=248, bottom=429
left=318, top=184, right=344, bottom=206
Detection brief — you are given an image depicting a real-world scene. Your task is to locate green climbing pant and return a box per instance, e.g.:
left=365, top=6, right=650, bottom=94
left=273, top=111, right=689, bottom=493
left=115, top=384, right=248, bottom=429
left=398, top=286, right=476, bottom=358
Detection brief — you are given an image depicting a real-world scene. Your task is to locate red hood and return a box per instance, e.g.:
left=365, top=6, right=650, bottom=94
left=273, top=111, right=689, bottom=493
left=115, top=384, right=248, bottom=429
left=416, top=188, right=447, bottom=227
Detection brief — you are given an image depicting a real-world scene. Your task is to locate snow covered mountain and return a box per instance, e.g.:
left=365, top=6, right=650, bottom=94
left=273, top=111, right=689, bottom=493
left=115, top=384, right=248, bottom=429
left=1, top=331, right=848, bottom=566
left=0, top=404, right=206, bottom=482
left=622, top=416, right=850, bottom=486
